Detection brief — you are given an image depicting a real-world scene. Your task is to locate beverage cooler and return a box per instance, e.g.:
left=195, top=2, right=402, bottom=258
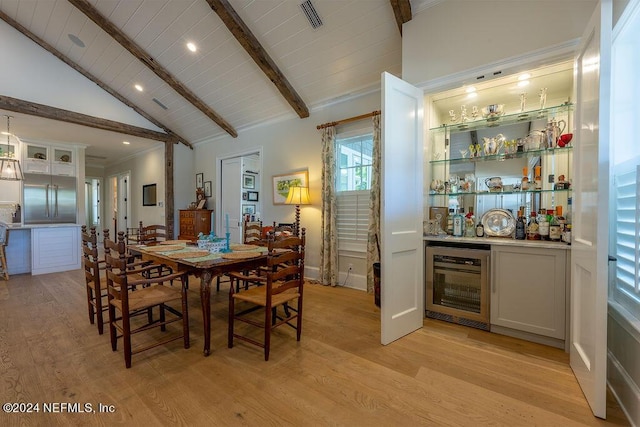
left=425, top=245, right=490, bottom=330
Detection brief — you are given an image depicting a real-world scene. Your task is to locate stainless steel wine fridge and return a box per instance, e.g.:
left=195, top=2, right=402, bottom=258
left=425, top=245, right=490, bottom=330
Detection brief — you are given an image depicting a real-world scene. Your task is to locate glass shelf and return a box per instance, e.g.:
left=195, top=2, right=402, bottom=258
left=430, top=146, right=573, bottom=165
left=428, top=188, right=572, bottom=197
left=429, top=103, right=574, bottom=134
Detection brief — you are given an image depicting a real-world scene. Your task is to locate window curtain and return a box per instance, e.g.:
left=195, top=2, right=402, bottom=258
left=320, top=126, right=338, bottom=286
left=366, top=114, right=381, bottom=293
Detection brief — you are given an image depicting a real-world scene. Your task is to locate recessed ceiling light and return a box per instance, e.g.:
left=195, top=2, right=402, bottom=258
left=68, top=33, right=85, bottom=48
left=122, top=141, right=130, bottom=145
left=517, top=80, right=530, bottom=87
left=186, top=42, right=197, bottom=52
left=518, top=73, right=531, bottom=81
left=465, top=86, right=476, bottom=93
left=134, top=84, right=143, bottom=92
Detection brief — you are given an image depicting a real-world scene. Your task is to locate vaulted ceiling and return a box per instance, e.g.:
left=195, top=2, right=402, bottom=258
left=0, top=0, right=436, bottom=167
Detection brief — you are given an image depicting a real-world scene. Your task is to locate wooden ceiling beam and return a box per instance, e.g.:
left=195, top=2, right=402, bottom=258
left=0, top=95, right=174, bottom=143
left=389, top=0, right=412, bottom=35
left=68, top=0, right=238, bottom=138
left=205, top=0, right=309, bottom=119
left=0, top=10, right=189, bottom=149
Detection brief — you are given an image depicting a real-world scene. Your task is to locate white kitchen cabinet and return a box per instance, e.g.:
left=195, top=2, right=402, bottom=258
left=23, top=143, right=75, bottom=176
left=490, top=245, right=568, bottom=348
left=31, top=226, right=81, bottom=275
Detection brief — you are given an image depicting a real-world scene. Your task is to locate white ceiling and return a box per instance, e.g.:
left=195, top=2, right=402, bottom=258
left=0, top=0, right=411, bottom=167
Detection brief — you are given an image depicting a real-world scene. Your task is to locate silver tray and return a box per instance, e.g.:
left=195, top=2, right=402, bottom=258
left=481, top=209, right=516, bottom=237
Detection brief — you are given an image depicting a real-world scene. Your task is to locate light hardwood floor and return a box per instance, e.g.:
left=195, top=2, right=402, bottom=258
left=0, top=271, right=630, bottom=426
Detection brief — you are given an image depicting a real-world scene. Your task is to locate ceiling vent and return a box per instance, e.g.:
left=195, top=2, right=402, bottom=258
left=300, top=0, right=323, bottom=29
left=86, top=154, right=107, bottom=160
left=152, top=98, right=168, bottom=110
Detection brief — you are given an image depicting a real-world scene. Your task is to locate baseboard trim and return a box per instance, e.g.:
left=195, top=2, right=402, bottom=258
left=607, top=350, right=640, bottom=427
left=304, top=265, right=367, bottom=291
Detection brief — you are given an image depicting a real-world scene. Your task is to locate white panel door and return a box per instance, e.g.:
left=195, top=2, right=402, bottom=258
left=570, top=0, right=612, bottom=418
left=380, top=72, right=424, bottom=345
left=220, top=158, right=242, bottom=243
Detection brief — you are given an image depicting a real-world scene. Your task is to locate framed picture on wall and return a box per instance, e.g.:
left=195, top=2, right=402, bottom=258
left=247, top=191, right=259, bottom=202
left=272, top=170, right=308, bottom=205
left=243, top=174, right=255, bottom=189
left=196, top=173, right=204, bottom=189
left=204, top=181, right=212, bottom=198
left=242, top=204, right=256, bottom=215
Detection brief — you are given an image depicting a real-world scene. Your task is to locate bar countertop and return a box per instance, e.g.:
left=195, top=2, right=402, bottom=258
left=424, top=235, right=571, bottom=250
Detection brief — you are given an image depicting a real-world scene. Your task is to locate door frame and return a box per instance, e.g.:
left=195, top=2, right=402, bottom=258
left=107, top=171, right=131, bottom=235
left=216, top=148, right=263, bottom=237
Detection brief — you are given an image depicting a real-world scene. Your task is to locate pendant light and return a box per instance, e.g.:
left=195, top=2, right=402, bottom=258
left=0, top=115, right=24, bottom=181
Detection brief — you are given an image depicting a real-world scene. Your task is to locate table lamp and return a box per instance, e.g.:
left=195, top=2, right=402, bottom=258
left=285, top=186, right=311, bottom=236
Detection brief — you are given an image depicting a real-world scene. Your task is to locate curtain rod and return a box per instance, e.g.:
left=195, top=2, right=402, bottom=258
left=316, top=110, right=380, bottom=130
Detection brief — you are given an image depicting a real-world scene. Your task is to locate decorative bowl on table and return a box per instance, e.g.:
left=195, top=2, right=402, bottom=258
left=207, top=238, right=227, bottom=253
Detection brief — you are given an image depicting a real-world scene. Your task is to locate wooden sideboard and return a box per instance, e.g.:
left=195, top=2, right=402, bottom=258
left=178, top=209, right=213, bottom=241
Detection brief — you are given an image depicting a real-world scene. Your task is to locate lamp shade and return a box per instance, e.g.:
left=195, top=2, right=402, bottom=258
left=0, top=157, right=24, bottom=181
left=285, top=186, right=310, bottom=205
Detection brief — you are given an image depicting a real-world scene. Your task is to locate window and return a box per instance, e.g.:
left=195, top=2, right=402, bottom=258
left=335, top=132, right=373, bottom=252
left=611, top=15, right=640, bottom=321
left=336, top=134, right=373, bottom=192
left=612, top=163, right=640, bottom=318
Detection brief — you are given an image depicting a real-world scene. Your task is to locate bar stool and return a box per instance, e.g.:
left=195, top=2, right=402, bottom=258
left=0, top=223, right=9, bottom=281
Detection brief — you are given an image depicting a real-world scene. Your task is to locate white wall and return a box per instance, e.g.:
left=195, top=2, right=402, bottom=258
left=191, top=90, right=381, bottom=283
left=104, top=145, right=166, bottom=230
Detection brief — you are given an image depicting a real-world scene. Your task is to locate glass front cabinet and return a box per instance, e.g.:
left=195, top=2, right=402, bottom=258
left=425, top=62, right=574, bottom=234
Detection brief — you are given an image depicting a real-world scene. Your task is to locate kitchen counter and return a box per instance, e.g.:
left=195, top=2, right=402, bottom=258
left=424, top=235, right=571, bottom=250
left=2, top=222, right=81, bottom=229
left=1, top=222, right=81, bottom=276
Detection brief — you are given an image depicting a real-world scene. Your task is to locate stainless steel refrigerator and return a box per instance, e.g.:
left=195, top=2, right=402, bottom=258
left=23, top=173, right=77, bottom=224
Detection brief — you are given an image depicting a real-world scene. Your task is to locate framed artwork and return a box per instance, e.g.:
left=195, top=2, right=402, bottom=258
left=243, top=174, right=255, bottom=189
left=242, top=204, right=256, bottom=215
left=247, top=191, right=259, bottom=202
left=272, top=170, right=308, bottom=205
left=242, top=192, right=248, bottom=200
left=204, top=181, right=212, bottom=198
left=196, top=173, right=204, bottom=189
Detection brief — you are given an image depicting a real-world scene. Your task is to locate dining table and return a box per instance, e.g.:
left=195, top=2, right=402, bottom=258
left=128, top=242, right=268, bottom=356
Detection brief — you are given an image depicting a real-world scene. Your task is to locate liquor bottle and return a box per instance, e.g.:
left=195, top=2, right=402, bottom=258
left=549, top=209, right=561, bottom=241
left=476, top=220, right=484, bottom=237
left=521, top=167, right=530, bottom=190
left=452, top=209, right=464, bottom=237
left=534, top=165, right=542, bottom=190
left=447, top=208, right=454, bottom=235
left=538, top=208, right=550, bottom=241
left=556, top=206, right=566, bottom=232
left=566, top=197, right=572, bottom=226
left=515, top=210, right=526, bottom=240
left=527, top=211, right=540, bottom=240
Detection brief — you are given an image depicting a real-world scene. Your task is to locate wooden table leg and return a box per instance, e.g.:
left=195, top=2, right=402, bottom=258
left=200, top=269, right=213, bottom=356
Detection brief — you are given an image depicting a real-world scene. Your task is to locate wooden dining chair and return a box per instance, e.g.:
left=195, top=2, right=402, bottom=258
left=228, top=228, right=305, bottom=361
left=83, top=227, right=158, bottom=335
left=0, top=223, right=9, bottom=281
left=216, top=219, right=264, bottom=292
left=136, top=221, right=175, bottom=281
left=137, top=221, right=168, bottom=245
left=104, top=231, right=190, bottom=368
left=243, top=220, right=263, bottom=243
left=82, top=226, right=108, bottom=334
